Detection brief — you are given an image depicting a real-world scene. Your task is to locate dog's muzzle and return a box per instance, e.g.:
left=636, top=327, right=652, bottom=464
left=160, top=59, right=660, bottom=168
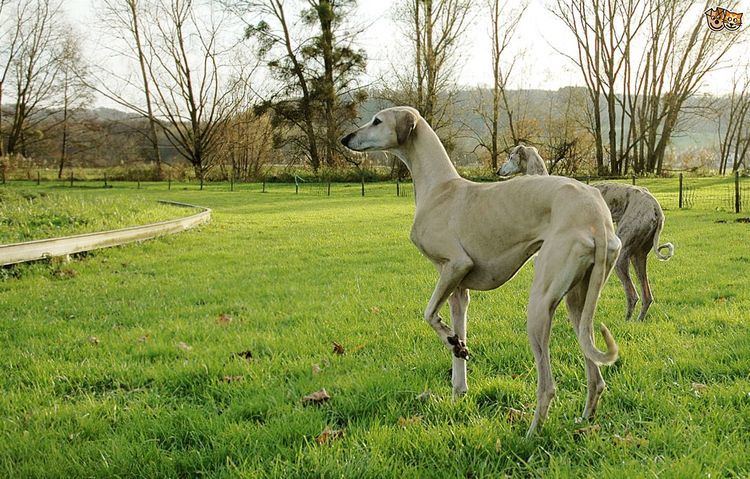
left=340, top=132, right=355, bottom=147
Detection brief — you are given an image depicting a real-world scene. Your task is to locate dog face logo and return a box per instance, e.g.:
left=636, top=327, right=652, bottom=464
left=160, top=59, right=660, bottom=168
left=705, top=7, right=726, bottom=31
left=705, top=7, right=743, bottom=31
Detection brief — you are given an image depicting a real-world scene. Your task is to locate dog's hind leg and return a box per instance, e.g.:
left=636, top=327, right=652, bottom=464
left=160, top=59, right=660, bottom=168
left=614, top=249, right=638, bottom=321
left=632, top=249, right=653, bottom=321
left=449, top=287, right=470, bottom=396
left=566, top=275, right=606, bottom=420
left=525, top=238, right=589, bottom=436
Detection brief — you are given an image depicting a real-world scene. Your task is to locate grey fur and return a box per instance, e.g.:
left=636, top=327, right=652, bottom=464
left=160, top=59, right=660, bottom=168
left=498, top=145, right=675, bottom=321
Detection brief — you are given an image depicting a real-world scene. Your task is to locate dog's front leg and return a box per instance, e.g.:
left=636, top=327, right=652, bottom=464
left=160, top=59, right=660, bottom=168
left=423, top=257, right=473, bottom=353
left=448, top=287, right=470, bottom=396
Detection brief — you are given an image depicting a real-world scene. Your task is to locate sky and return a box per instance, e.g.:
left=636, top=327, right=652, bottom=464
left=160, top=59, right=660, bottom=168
left=63, top=0, right=749, bottom=108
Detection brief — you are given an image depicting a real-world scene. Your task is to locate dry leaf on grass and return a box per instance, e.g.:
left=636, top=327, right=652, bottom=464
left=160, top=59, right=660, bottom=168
left=574, top=424, right=601, bottom=437
left=311, top=364, right=322, bottom=375
left=613, top=433, right=649, bottom=447
left=222, top=375, right=244, bottom=383
left=370, top=306, right=381, bottom=315
left=691, top=382, right=708, bottom=395
left=302, top=388, right=331, bottom=405
left=216, top=313, right=233, bottom=325
left=332, top=342, right=345, bottom=355
left=233, top=350, right=253, bottom=361
left=315, top=427, right=344, bottom=445
left=88, top=336, right=100, bottom=345
left=177, top=341, right=192, bottom=351
left=415, top=390, right=433, bottom=401
left=397, top=416, right=422, bottom=428
left=506, top=407, right=526, bottom=424
left=137, top=335, right=149, bottom=343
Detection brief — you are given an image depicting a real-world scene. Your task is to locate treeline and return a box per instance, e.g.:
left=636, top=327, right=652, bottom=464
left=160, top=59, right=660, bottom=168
left=0, top=0, right=748, bottom=182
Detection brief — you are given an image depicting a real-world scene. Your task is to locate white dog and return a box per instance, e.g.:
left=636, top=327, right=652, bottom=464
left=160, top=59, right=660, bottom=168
left=342, top=107, right=621, bottom=436
left=498, top=144, right=674, bottom=321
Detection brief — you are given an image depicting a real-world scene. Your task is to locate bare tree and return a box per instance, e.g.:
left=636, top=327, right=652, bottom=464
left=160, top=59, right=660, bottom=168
left=4, top=0, right=64, bottom=157
left=56, top=30, right=91, bottom=178
left=718, top=70, right=750, bottom=174
left=387, top=0, right=473, bottom=132
left=98, top=0, right=164, bottom=178
left=467, top=0, right=526, bottom=170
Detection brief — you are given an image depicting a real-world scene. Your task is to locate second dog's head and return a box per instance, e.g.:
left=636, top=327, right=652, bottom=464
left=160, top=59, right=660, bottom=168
left=341, top=106, right=420, bottom=152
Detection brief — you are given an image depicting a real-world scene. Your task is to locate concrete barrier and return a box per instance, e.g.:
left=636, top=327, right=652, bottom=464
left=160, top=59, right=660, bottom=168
left=0, top=200, right=211, bottom=266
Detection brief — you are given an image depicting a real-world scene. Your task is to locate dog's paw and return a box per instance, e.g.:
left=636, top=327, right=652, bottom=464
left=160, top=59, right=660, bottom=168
left=449, top=335, right=469, bottom=359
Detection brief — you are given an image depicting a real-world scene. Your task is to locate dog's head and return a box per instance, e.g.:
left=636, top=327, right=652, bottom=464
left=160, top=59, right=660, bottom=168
left=497, top=144, right=528, bottom=176
left=341, top=107, right=420, bottom=152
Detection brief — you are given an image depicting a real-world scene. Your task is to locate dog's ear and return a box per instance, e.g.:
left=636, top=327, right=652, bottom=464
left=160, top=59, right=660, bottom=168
left=396, top=110, right=418, bottom=145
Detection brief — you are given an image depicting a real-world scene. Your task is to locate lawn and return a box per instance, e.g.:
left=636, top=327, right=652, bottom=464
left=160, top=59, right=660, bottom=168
left=1, top=181, right=749, bottom=477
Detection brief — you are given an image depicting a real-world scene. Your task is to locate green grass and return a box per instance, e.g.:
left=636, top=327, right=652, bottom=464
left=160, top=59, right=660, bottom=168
left=1, top=181, right=749, bottom=477
left=0, top=188, right=189, bottom=244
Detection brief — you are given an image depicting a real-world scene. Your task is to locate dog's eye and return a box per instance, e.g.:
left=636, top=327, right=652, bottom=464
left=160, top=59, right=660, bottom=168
left=372, top=118, right=382, bottom=126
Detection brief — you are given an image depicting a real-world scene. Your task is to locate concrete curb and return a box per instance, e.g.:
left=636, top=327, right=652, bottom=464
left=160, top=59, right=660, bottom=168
left=0, top=200, right=211, bottom=266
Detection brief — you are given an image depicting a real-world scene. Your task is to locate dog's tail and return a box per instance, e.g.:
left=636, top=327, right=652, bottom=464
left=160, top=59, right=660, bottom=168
left=577, top=223, right=619, bottom=366
left=652, top=208, right=674, bottom=261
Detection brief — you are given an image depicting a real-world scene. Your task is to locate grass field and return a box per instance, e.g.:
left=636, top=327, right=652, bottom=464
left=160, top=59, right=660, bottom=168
left=1, top=181, right=749, bottom=477
left=0, top=189, right=188, bottom=244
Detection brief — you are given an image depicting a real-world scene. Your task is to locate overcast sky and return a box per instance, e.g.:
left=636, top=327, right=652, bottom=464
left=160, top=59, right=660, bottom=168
left=64, top=0, right=749, bottom=108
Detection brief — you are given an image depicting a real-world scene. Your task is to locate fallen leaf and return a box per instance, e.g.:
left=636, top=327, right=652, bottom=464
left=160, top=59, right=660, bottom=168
left=415, top=390, right=433, bottom=401
left=137, top=335, right=149, bottom=343
left=613, top=433, right=649, bottom=447
left=315, top=426, right=344, bottom=445
left=88, top=336, right=100, bottom=345
left=311, top=364, right=322, bottom=375
left=233, top=350, right=253, bottom=361
left=397, top=416, right=422, bottom=428
left=332, top=342, right=345, bottom=355
left=370, top=306, right=381, bottom=315
left=302, top=388, right=331, bottom=405
left=574, top=424, right=601, bottom=437
left=216, top=313, right=232, bottom=325
left=506, top=407, right=526, bottom=424
left=691, top=382, right=708, bottom=395
left=177, top=341, right=192, bottom=351
left=223, top=375, right=244, bottom=383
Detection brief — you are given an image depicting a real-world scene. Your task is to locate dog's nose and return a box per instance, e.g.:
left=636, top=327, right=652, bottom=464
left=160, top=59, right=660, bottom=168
left=340, top=132, right=354, bottom=146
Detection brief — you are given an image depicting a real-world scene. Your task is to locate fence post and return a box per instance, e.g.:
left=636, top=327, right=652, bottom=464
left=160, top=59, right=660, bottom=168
left=168, top=173, right=171, bottom=190
left=230, top=172, right=234, bottom=192
left=295, top=176, right=299, bottom=194
left=678, top=173, right=683, bottom=209
left=632, top=174, right=636, bottom=186
left=1, top=163, right=5, bottom=185
left=396, top=178, right=400, bottom=197
left=361, top=174, right=365, bottom=197
left=37, top=171, right=40, bottom=185
left=586, top=175, right=590, bottom=185
left=262, top=178, right=266, bottom=193
left=69, top=171, right=74, bottom=187
left=736, top=171, right=741, bottom=214
left=327, top=180, right=331, bottom=196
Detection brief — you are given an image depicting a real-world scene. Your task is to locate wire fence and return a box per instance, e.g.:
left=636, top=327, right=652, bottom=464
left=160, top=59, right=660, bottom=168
left=1, top=169, right=745, bottom=213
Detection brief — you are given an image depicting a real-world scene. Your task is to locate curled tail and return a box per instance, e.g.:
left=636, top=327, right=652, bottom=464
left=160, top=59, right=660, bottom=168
left=652, top=210, right=674, bottom=260
left=577, top=224, right=619, bottom=366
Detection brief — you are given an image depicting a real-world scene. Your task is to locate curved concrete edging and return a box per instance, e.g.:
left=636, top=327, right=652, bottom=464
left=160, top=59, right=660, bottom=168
left=0, top=200, right=211, bottom=266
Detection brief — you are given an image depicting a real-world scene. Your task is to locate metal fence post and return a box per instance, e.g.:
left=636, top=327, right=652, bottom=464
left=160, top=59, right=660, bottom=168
left=37, top=171, right=40, bottom=185
left=632, top=174, right=636, bottom=185
left=104, top=173, right=108, bottom=188
left=327, top=180, right=331, bottom=196
left=262, top=178, right=266, bottom=193
left=396, top=178, right=400, bottom=197
left=678, top=173, right=683, bottom=209
left=361, top=174, right=365, bottom=197
left=586, top=175, right=590, bottom=185
left=69, top=171, right=74, bottom=187
left=736, top=171, right=741, bottom=214
left=168, top=174, right=171, bottom=190
left=230, top=173, right=234, bottom=192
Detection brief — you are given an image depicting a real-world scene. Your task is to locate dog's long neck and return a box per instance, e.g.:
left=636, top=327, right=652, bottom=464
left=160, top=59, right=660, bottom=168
left=396, top=120, right=460, bottom=205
